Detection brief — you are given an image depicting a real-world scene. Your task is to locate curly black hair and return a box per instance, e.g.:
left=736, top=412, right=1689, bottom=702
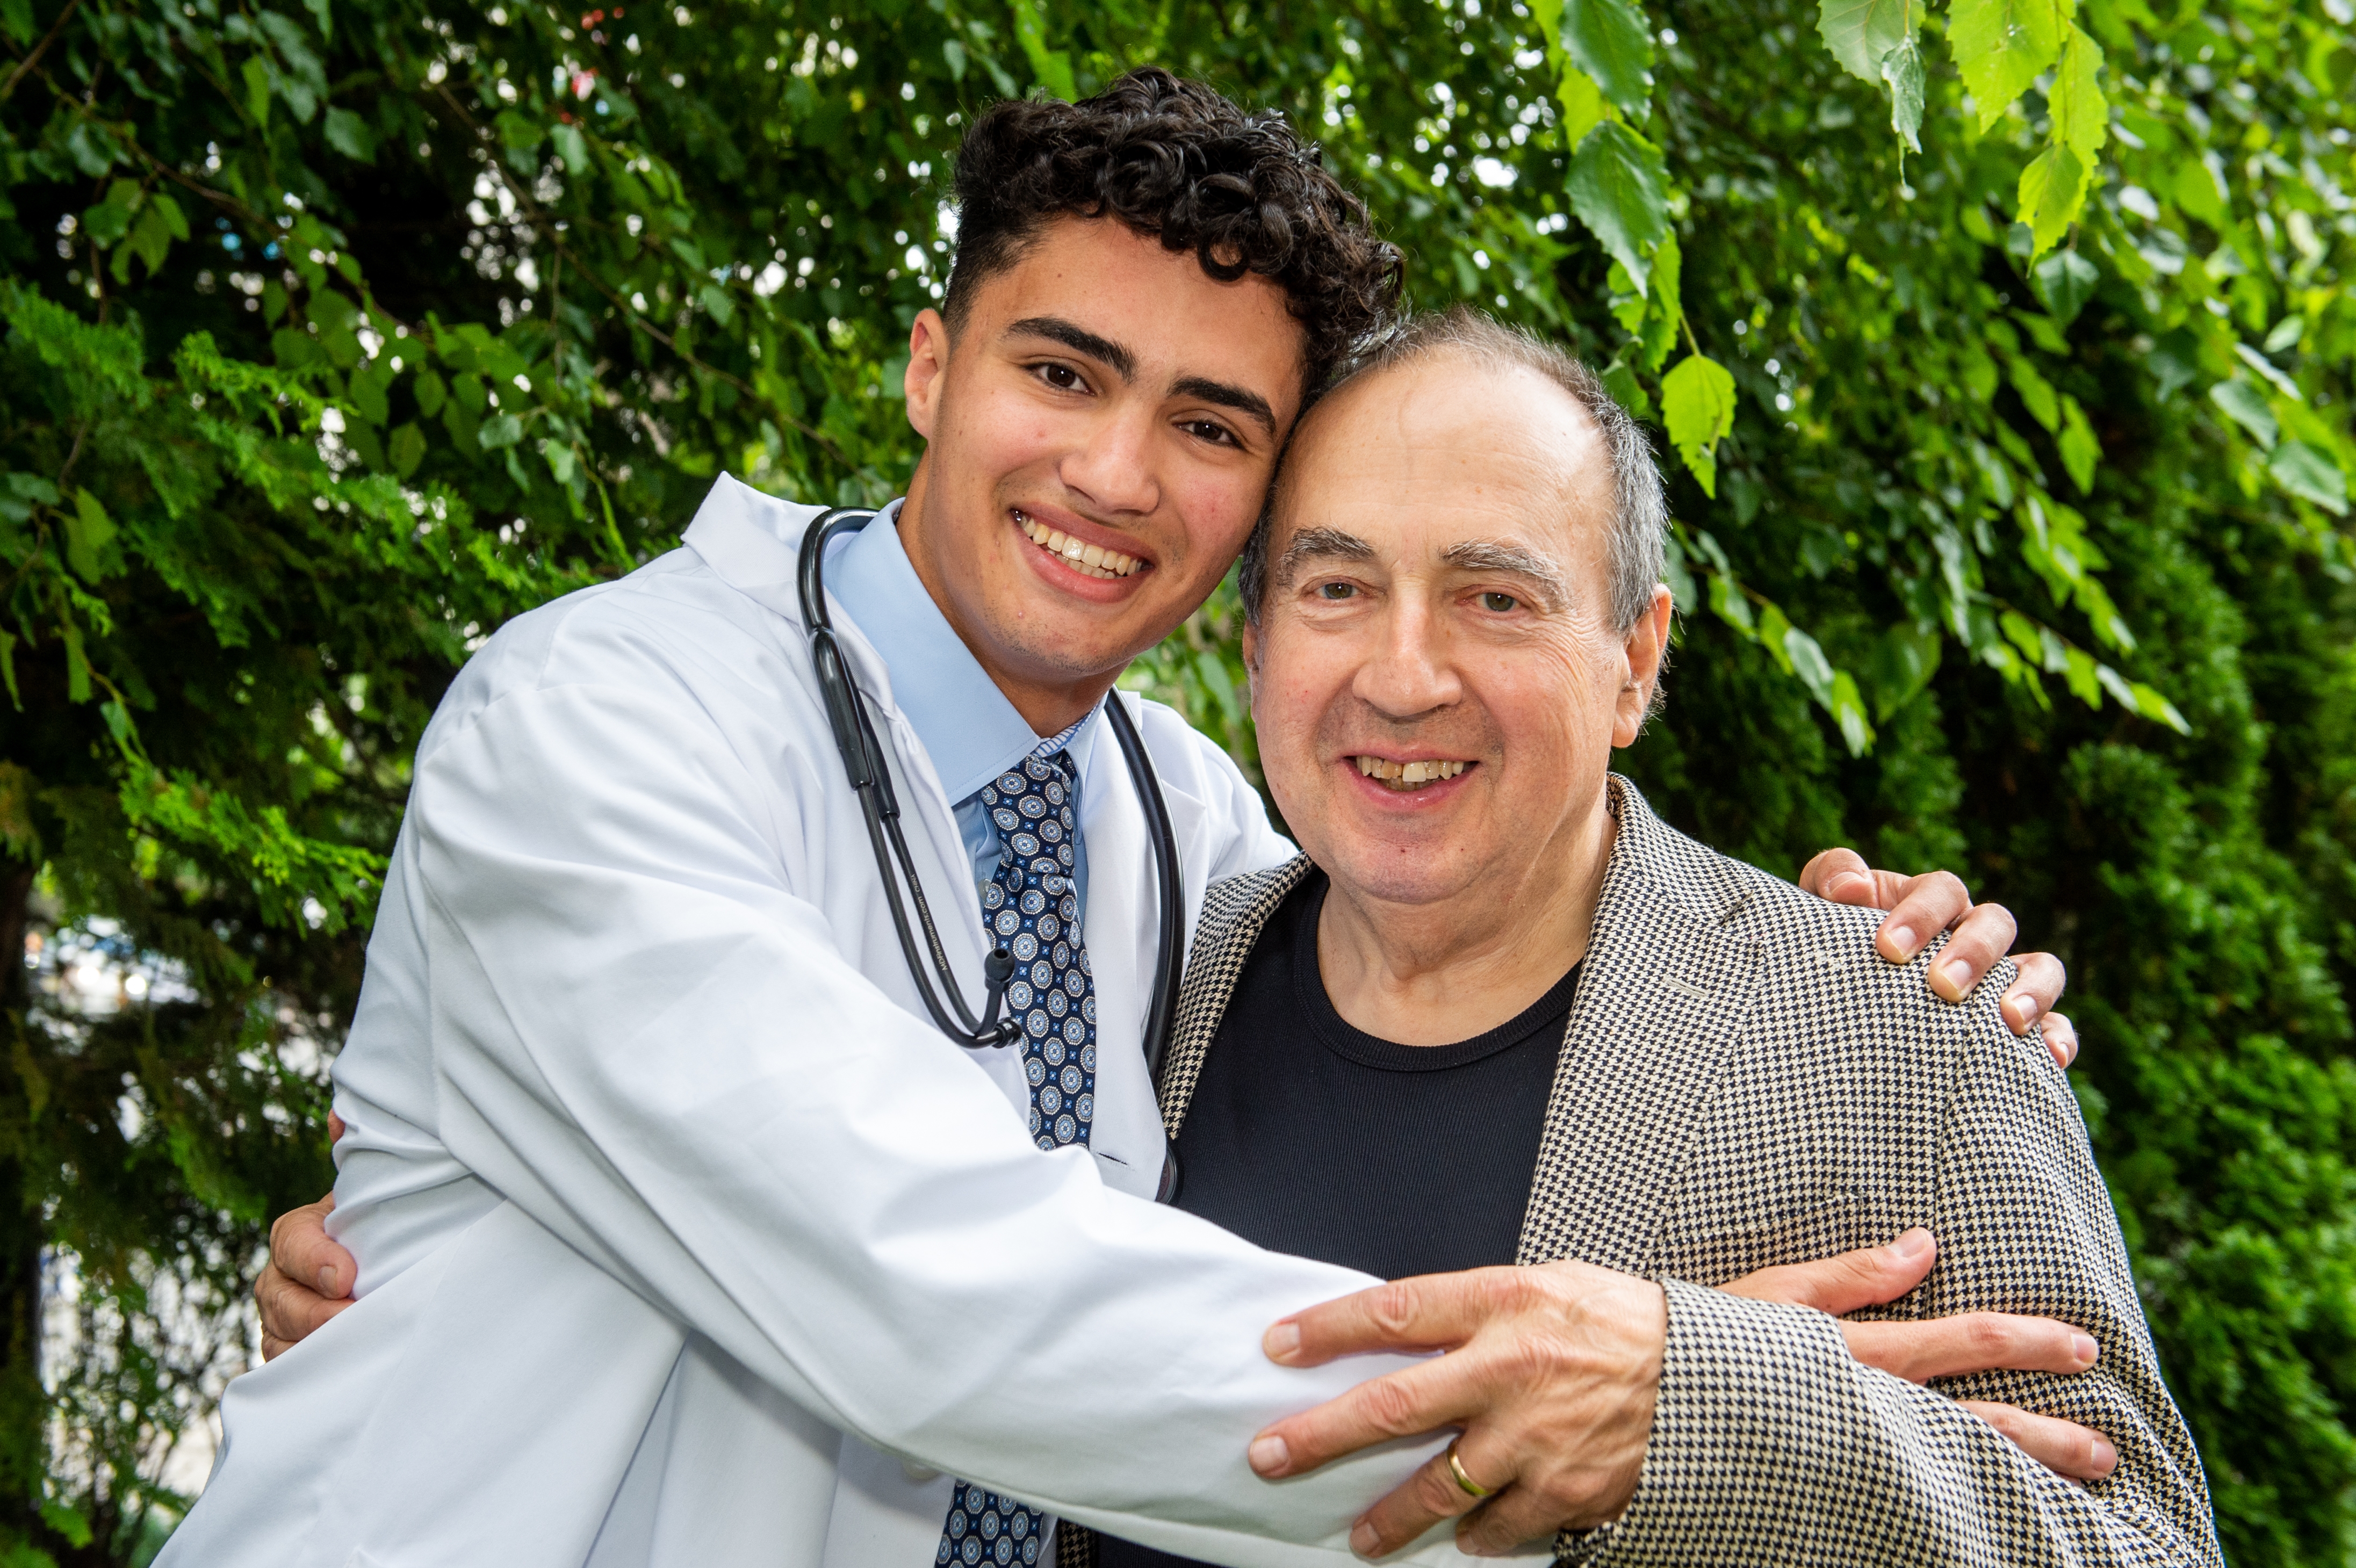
left=943, top=68, right=1402, bottom=394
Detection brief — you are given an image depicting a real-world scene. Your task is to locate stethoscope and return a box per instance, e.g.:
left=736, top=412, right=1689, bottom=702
left=798, top=509, right=1186, bottom=1186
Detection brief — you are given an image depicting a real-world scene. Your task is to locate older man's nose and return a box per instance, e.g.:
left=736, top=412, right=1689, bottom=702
left=1353, top=605, right=1461, bottom=718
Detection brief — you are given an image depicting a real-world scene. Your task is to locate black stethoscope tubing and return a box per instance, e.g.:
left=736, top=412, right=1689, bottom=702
left=796, top=507, right=1185, bottom=1105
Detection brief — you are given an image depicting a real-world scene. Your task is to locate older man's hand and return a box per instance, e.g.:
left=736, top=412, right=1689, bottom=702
left=1250, top=1230, right=2113, bottom=1559
left=1799, top=850, right=2078, bottom=1070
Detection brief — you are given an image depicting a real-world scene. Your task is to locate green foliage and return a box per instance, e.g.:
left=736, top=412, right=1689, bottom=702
left=0, top=0, right=2350, bottom=1559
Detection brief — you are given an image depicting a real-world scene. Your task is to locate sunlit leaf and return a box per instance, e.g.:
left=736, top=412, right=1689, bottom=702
left=1947, top=0, right=2061, bottom=129
left=1566, top=121, right=1668, bottom=295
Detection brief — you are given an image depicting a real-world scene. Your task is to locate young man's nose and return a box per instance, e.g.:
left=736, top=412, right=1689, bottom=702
left=1057, top=406, right=1162, bottom=516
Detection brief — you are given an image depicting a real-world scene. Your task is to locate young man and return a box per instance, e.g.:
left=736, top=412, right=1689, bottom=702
left=213, top=74, right=2074, bottom=1567
left=1073, top=310, right=2214, bottom=1566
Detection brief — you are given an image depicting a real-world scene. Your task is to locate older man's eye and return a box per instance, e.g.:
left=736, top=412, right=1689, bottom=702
left=1480, top=591, right=1519, bottom=613
left=1319, top=582, right=1357, bottom=601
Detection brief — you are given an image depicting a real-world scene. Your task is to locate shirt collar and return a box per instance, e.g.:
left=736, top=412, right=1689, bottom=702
left=827, top=498, right=1097, bottom=804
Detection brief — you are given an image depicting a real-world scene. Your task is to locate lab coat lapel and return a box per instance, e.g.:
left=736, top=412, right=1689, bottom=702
left=1514, top=778, right=1763, bottom=1274
left=1072, top=694, right=1166, bottom=1200
left=682, top=477, right=1011, bottom=1104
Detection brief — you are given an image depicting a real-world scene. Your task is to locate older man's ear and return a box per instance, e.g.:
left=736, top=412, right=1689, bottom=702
left=1610, top=584, right=1677, bottom=748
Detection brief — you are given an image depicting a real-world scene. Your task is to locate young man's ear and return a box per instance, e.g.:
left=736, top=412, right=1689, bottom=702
left=904, top=309, right=952, bottom=438
left=1611, top=584, right=1675, bottom=748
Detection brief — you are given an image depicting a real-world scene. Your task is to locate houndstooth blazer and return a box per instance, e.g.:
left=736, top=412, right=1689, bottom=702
left=1062, top=776, right=2217, bottom=1567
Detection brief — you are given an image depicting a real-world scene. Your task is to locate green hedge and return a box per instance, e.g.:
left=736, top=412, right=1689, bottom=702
left=0, top=0, right=2349, bottom=1559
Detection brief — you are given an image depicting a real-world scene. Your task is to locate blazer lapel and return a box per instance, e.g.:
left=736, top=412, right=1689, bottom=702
left=1516, top=778, right=1764, bottom=1274
left=1156, top=856, right=1314, bottom=1138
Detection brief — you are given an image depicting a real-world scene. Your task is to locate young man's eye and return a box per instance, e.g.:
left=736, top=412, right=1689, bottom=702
left=1480, top=591, right=1520, bottom=613
left=1036, top=363, right=1086, bottom=392
left=1182, top=418, right=1237, bottom=447
left=1319, top=582, right=1357, bottom=601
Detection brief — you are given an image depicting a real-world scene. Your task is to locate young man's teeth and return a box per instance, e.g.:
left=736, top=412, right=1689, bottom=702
left=1353, top=756, right=1471, bottom=791
left=1016, top=512, right=1142, bottom=579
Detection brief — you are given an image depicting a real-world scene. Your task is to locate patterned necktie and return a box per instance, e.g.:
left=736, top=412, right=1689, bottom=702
left=938, top=746, right=1096, bottom=1566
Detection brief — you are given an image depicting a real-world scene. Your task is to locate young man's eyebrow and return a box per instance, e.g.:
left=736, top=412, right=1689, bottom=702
left=1274, top=526, right=1377, bottom=590
left=1440, top=539, right=1572, bottom=601
left=1170, top=375, right=1277, bottom=437
left=1005, top=316, right=1135, bottom=380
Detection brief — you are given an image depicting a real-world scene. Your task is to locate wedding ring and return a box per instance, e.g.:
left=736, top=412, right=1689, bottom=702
left=1446, top=1441, right=1493, bottom=1500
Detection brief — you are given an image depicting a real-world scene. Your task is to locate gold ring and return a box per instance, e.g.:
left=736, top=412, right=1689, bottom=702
left=1446, top=1441, right=1493, bottom=1500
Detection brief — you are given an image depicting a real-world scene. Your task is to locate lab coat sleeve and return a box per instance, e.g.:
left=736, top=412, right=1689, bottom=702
left=406, top=667, right=1472, bottom=1566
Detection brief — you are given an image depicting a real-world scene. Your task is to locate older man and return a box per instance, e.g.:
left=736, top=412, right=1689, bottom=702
left=1076, top=310, right=2217, bottom=1566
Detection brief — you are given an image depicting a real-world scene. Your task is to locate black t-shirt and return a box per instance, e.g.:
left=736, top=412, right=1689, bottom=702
left=1096, top=870, right=1577, bottom=1568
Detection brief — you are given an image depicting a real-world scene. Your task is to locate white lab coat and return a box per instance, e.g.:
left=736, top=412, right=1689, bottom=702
left=168, top=477, right=1511, bottom=1567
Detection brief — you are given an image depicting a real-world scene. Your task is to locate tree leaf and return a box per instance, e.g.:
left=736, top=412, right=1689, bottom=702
left=243, top=54, right=271, bottom=125
left=1661, top=350, right=1736, bottom=496
left=65, top=488, right=118, bottom=582
left=324, top=105, right=378, bottom=162
left=388, top=421, right=427, bottom=478
left=2049, top=25, right=2108, bottom=162
left=1566, top=121, right=1669, bottom=295
left=2209, top=379, right=2278, bottom=448
left=1947, top=0, right=2062, bottom=129
left=2008, top=356, right=2059, bottom=432
left=1817, top=0, right=1915, bottom=82
left=551, top=122, right=589, bottom=174
left=1879, top=32, right=1925, bottom=154
left=2268, top=440, right=2350, bottom=516
left=2015, top=141, right=2088, bottom=257
left=2033, top=249, right=2100, bottom=326
left=477, top=412, right=523, bottom=450
left=1555, top=66, right=1607, bottom=148
left=2058, top=395, right=2100, bottom=494
left=1558, top=0, right=1653, bottom=118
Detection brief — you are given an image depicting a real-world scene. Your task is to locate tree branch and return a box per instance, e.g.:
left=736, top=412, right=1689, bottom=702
left=0, top=0, right=83, bottom=105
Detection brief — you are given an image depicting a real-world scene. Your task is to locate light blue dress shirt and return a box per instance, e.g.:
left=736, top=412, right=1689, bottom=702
left=826, top=499, right=1093, bottom=916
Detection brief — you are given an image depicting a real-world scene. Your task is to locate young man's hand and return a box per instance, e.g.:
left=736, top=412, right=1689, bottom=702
left=1249, top=1230, right=2112, bottom=1559
left=1799, top=850, right=2077, bottom=1070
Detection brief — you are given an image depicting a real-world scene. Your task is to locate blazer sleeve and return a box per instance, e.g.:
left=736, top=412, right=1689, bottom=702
left=1566, top=1004, right=2220, bottom=1566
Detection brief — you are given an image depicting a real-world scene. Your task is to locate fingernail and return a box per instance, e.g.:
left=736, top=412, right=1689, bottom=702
left=2092, top=1435, right=2117, bottom=1474
left=2072, top=1333, right=2099, bottom=1368
left=318, top=1266, right=338, bottom=1296
left=1882, top=921, right=1916, bottom=955
left=1249, top=1435, right=1290, bottom=1477
left=1264, top=1321, right=1302, bottom=1363
left=1891, top=1227, right=1934, bottom=1261
left=1349, top=1520, right=1381, bottom=1558
left=1938, top=959, right=1972, bottom=996
left=2008, top=994, right=2039, bottom=1029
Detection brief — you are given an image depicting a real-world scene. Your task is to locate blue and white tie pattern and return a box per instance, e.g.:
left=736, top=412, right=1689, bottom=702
left=938, top=746, right=1095, bottom=1566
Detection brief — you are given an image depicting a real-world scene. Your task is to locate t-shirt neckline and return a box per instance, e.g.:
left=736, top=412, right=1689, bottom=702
left=1293, top=873, right=1581, bottom=1074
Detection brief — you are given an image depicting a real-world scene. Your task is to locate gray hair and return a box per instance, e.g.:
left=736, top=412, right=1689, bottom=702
left=1240, top=306, right=1669, bottom=635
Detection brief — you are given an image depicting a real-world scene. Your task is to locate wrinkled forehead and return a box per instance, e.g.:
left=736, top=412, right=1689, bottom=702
left=1271, top=353, right=1612, bottom=568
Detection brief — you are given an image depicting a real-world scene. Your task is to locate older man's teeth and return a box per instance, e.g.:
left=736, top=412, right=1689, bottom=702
left=1353, top=756, right=1471, bottom=791
left=1017, top=512, right=1142, bottom=579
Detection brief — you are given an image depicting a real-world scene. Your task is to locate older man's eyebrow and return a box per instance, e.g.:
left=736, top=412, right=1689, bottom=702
left=1441, top=539, right=1572, bottom=602
left=1274, top=526, right=1377, bottom=590
left=1006, top=316, right=1136, bottom=381
left=1170, top=374, right=1278, bottom=436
